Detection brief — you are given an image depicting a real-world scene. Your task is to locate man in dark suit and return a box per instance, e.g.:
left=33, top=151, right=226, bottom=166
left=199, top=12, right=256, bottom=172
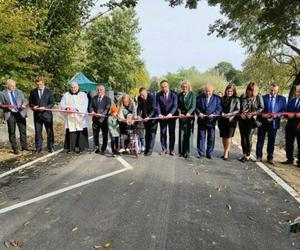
left=29, top=76, right=55, bottom=154
left=256, top=83, right=286, bottom=164
left=1, top=79, right=28, bottom=154
left=156, top=80, right=178, bottom=156
left=137, top=87, right=158, bottom=156
left=195, top=84, right=221, bottom=159
left=282, top=85, right=300, bottom=167
left=89, top=85, right=111, bottom=154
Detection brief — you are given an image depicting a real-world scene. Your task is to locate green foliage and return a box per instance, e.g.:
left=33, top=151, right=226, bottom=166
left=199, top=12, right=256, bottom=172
left=241, top=53, right=294, bottom=92
left=0, top=0, right=47, bottom=92
left=214, top=62, right=243, bottom=85
left=84, top=9, right=143, bottom=92
left=161, top=67, right=227, bottom=94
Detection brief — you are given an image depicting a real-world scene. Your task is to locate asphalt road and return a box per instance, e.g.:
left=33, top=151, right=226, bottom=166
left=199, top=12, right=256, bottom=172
left=0, top=133, right=300, bottom=250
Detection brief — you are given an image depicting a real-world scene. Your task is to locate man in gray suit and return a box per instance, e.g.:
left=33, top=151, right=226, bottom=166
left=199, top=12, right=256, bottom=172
left=89, top=85, right=112, bottom=154
left=1, top=79, right=28, bottom=154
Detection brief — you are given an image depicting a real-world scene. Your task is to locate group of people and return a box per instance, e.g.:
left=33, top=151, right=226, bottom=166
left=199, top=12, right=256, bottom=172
left=1, top=77, right=300, bottom=168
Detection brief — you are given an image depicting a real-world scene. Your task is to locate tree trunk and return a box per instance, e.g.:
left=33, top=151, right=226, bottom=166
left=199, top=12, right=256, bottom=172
left=288, top=70, right=300, bottom=100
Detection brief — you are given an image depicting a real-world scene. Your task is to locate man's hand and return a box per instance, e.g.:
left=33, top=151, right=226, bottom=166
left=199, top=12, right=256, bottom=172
left=199, top=113, right=205, bottom=119
left=166, top=113, right=172, bottom=119
left=208, top=114, right=214, bottom=120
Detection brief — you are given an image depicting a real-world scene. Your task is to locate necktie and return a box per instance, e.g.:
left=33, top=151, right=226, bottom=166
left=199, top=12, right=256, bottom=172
left=10, top=91, right=18, bottom=111
left=143, top=99, right=148, bottom=118
left=98, top=96, right=102, bottom=103
left=39, top=89, right=43, bottom=99
left=269, top=96, right=274, bottom=112
left=164, top=93, right=168, bottom=104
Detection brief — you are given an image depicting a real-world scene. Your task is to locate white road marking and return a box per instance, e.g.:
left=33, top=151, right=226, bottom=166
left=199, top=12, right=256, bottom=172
left=0, top=136, right=94, bottom=179
left=0, top=149, right=64, bottom=179
left=232, top=139, right=300, bottom=204
left=0, top=162, right=133, bottom=215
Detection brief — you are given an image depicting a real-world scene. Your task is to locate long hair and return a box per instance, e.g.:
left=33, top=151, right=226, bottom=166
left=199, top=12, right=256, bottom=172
left=224, top=83, right=237, bottom=97
left=117, top=94, right=135, bottom=115
left=245, top=81, right=259, bottom=97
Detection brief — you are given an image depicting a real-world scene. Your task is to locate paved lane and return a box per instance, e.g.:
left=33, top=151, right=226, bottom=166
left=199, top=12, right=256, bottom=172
left=0, top=136, right=299, bottom=249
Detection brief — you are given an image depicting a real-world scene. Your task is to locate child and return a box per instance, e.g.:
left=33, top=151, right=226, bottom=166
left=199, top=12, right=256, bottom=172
left=108, top=105, right=120, bottom=156
left=136, top=120, right=145, bottom=153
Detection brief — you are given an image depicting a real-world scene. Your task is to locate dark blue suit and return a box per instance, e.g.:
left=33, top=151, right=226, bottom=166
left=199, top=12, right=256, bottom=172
left=256, top=94, right=286, bottom=160
left=156, top=90, right=178, bottom=151
left=285, top=98, right=300, bottom=162
left=137, top=93, right=158, bottom=153
left=195, top=94, right=221, bottom=157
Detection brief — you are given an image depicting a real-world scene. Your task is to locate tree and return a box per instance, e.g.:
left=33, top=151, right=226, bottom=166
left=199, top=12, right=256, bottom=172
left=0, top=0, right=47, bottom=92
left=214, top=62, right=242, bottom=85
left=158, top=0, right=300, bottom=98
left=85, top=9, right=143, bottom=92
left=241, top=53, right=294, bottom=92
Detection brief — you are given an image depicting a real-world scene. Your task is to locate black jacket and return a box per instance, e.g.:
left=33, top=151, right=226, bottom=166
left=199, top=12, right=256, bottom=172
left=88, top=94, right=112, bottom=123
left=29, top=87, right=54, bottom=122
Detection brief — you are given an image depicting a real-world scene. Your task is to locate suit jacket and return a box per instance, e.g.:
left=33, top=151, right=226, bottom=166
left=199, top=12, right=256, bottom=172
left=286, top=98, right=300, bottom=128
left=88, top=94, right=111, bottom=123
left=220, top=96, right=240, bottom=123
left=195, top=93, right=221, bottom=127
left=1, top=89, right=27, bottom=121
left=156, top=90, right=178, bottom=116
left=240, top=94, right=265, bottom=127
left=178, top=91, right=196, bottom=116
left=29, top=87, right=54, bottom=122
left=137, top=94, right=157, bottom=119
left=260, top=94, right=286, bottom=129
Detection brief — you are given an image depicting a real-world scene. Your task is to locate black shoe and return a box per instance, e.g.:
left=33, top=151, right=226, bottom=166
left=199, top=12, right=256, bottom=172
left=281, top=160, right=293, bottom=165
left=169, top=151, right=175, bottom=156
left=13, top=149, right=19, bottom=155
left=34, top=149, right=42, bottom=154
left=267, top=159, right=274, bottom=165
left=144, top=151, right=152, bottom=156
left=100, top=150, right=105, bottom=155
left=95, top=149, right=100, bottom=154
left=48, top=148, right=54, bottom=153
left=239, top=156, right=249, bottom=163
left=206, top=155, right=212, bottom=159
left=21, top=147, right=28, bottom=151
left=183, top=154, right=188, bottom=158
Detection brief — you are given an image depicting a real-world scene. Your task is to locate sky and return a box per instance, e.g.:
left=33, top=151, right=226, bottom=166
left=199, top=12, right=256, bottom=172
left=92, top=0, right=247, bottom=77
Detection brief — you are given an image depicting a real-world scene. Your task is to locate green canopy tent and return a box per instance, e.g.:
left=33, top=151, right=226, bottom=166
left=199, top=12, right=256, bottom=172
left=67, top=72, right=110, bottom=92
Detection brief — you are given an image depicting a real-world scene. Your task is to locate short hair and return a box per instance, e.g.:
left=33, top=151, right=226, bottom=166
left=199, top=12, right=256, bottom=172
left=6, top=79, right=16, bottom=86
left=160, top=79, right=169, bottom=86
left=270, top=82, right=278, bottom=88
left=139, top=87, right=146, bottom=93
left=224, top=83, right=237, bottom=97
left=181, top=80, right=192, bottom=91
left=97, top=84, right=105, bottom=90
left=35, top=76, right=44, bottom=83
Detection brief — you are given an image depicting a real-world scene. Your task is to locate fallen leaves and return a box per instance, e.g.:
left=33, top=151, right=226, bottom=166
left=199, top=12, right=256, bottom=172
left=71, top=226, right=78, bottom=232
left=0, top=200, right=7, bottom=206
left=4, top=240, right=23, bottom=248
left=94, top=242, right=111, bottom=249
left=225, top=204, right=232, bottom=211
left=216, top=185, right=227, bottom=192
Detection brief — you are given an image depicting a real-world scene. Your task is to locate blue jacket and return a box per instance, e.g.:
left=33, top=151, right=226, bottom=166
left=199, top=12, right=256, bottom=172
left=156, top=90, right=178, bottom=116
left=195, top=93, right=222, bottom=127
left=261, top=94, right=286, bottom=129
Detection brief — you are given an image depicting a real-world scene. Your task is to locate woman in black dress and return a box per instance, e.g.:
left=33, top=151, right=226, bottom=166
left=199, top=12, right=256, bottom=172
left=218, top=84, right=240, bottom=160
left=239, top=82, right=264, bottom=162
